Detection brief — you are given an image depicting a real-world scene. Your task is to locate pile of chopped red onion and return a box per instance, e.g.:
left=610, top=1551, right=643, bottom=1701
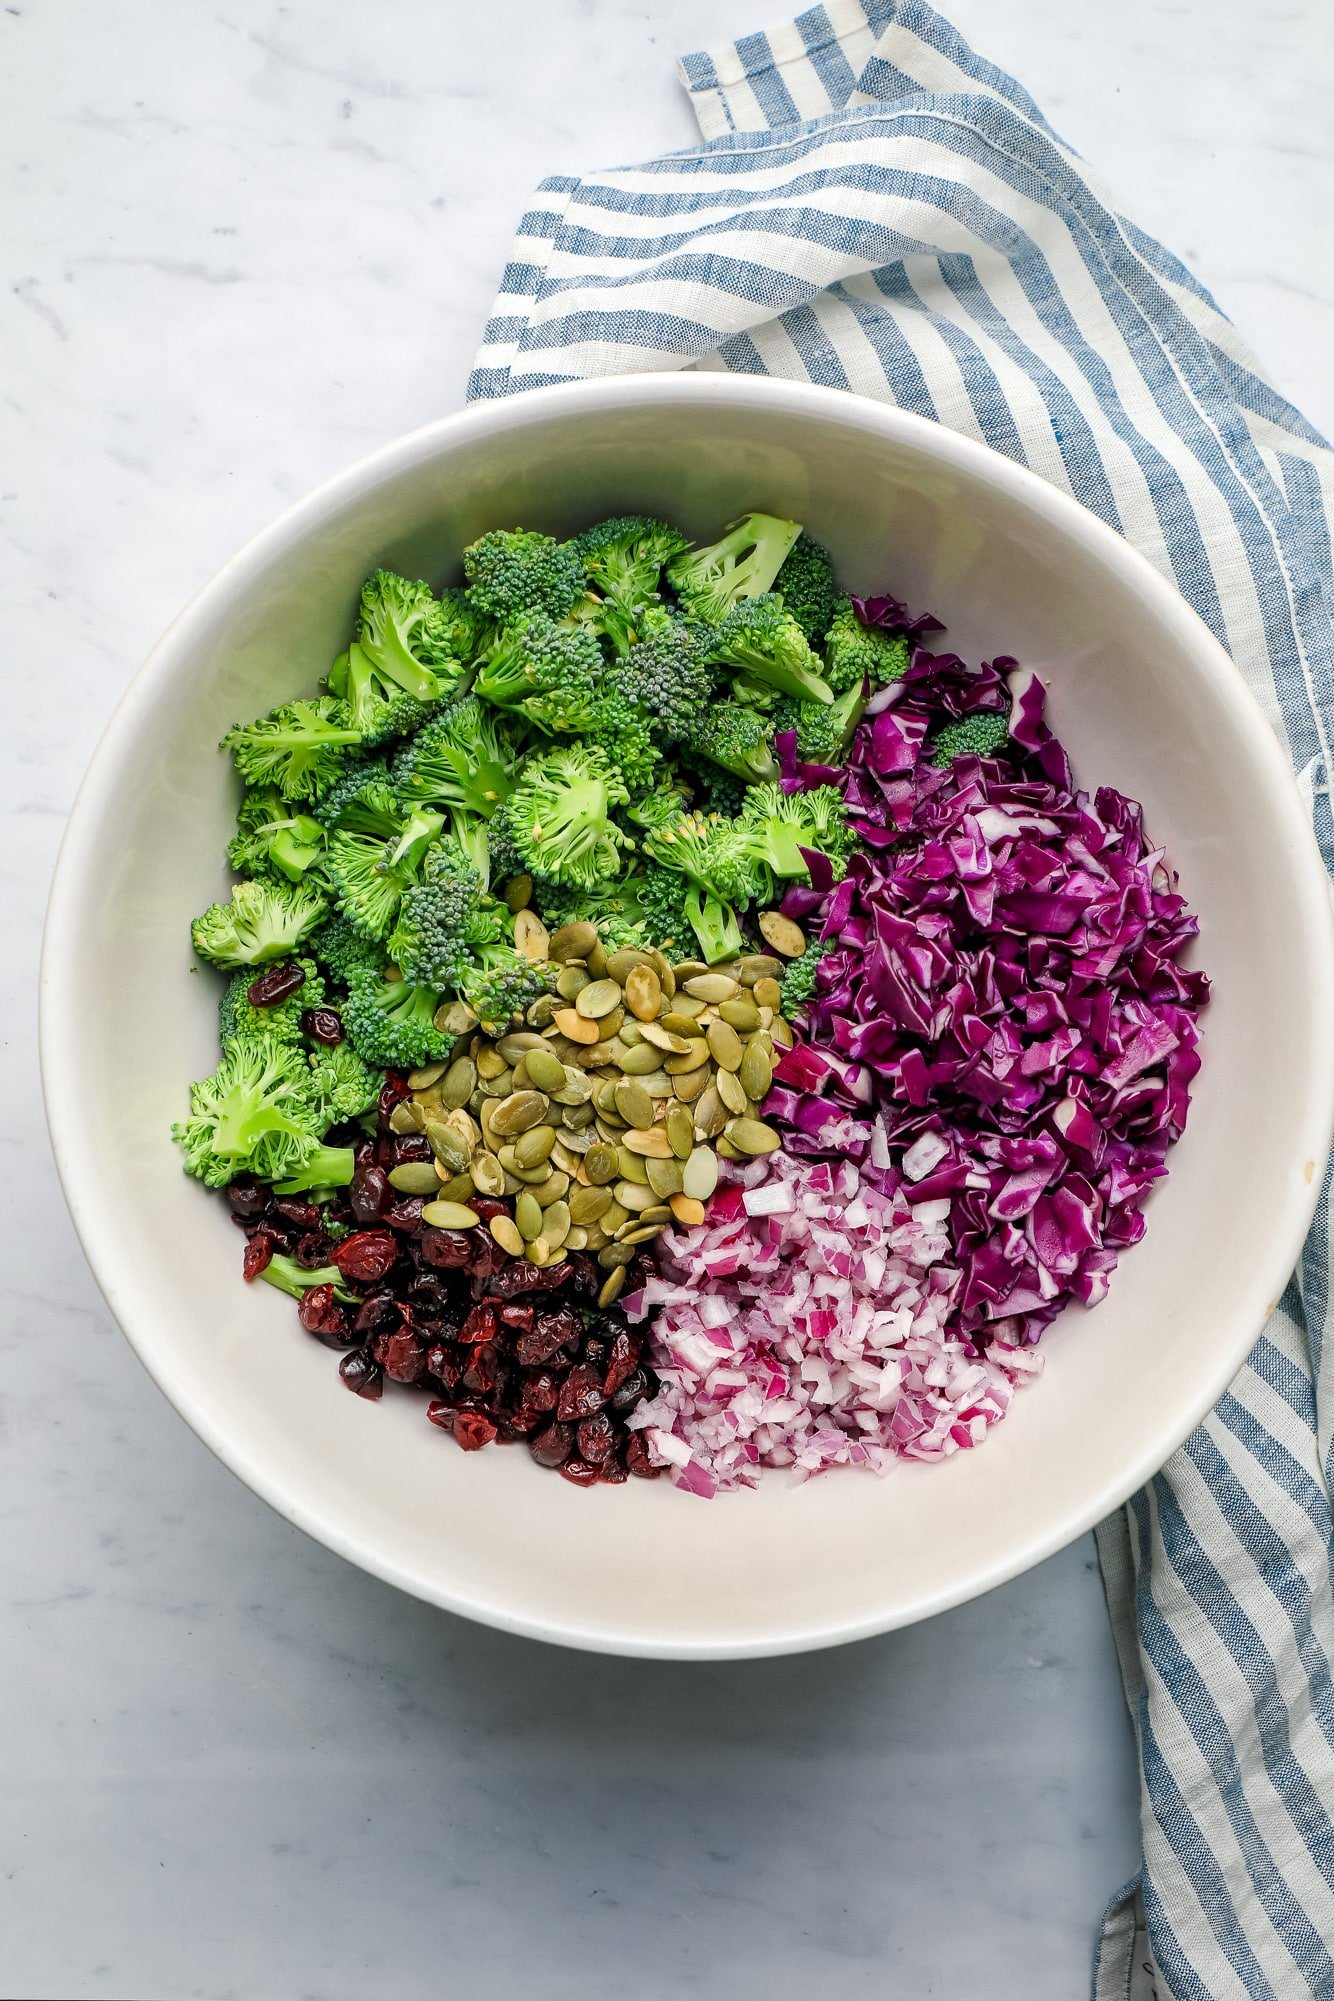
left=633, top=636, right=1208, bottom=1495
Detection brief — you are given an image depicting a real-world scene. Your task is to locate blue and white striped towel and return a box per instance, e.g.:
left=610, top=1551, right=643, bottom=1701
left=469, top=6, right=1334, bottom=1993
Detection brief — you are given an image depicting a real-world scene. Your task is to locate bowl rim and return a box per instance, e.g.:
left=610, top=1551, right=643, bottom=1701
left=39, top=371, right=1334, bottom=1658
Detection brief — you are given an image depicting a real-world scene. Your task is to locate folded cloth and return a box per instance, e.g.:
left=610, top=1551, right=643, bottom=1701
left=469, top=6, right=1334, bottom=1993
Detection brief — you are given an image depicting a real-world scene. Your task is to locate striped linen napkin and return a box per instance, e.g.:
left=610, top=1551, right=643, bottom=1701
left=468, top=5, right=1334, bottom=1992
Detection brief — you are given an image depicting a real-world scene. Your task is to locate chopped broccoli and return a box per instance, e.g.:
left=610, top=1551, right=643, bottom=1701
left=356, top=570, right=462, bottom=703
left=618, top=609, right=715, bottom=738
left=500, top=745, right=632, bottom=891
left=173, top=1034, right=324, bottom=1186
left=929, top=713, right=1011, bottom=766
left=463, top=528, right=585, bottom=624
left=626, top=768, right=694, bottom=836
left=458, top=946, right=556, bottom=1036
left=676, top=752, right=748, bottom=819
left=632, top=866, right=693, bottom=954
left=326, top=641, right=441, bottom=748
left=666, top=512, right=802, bottom=623
left=474, top=610, right=604, bottom=735
left=341, top=970, right=451, bottom=1070
left=311, top=760, right=402, bottom=836
left=192, top=877, right=328, bottom=969
left=678, top=700, right=778, bottom=785
left=218, top=956, right=326, bottom=1047
left=645, top=810, right=766, bottom=963
left=779, top=940, right=831, bottom=1018
left=392, top=695, right=518, bottom=821
left=258, top=1253, right=355, bottom=1301
left=222, top=699, right=362, bottom=802
left=584, top=693, right=661, bottom=796
left=434, top=585, right=493, bottom=662
left=272, top=1143, right=358, bottom=1194
left=823, top=601, right=911, bottom=695
left=771, top=684, right=865, bottom=766
left=388, top=838, right=505, bottom=991
left=576, top=515, right=689, bottom=603
left=738, top=782, right=856, bottom=880
left=708, top=595, right=835, bottom=706
left=310, top=912, right=382, bottom=989
left=325, top=807, right=444, bottom=942
left=227, top=791, right=327, bottom=884
left=307, top=1042, right=381, bottom=1123
left=774, top=532, right=838, bottom=644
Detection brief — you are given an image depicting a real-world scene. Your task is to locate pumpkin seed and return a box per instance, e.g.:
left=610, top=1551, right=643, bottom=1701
left=727, top=1117, right=781, bottom=1155
left=475, top=1045, right=509, bottom=1080
left=389, top=1100, right=425, bottom=1135
left=716, top=1068, right=748, bottom=1115
left=595, top=1004, right=625, bottom=1040
left=542, top=1200, right=571, bottom=1250
left=624, top=965, right=662, bottom=1020
left=682, top=1146, right=718, bottom=1201
left=514, top=1191, right=543, bottom=1240
left=641, top=1070, right=675, bottom=1099
left=621, top=1126, right=673, bottom=1159
left=707, top=1020, right=744, bottom=1071
left=514, top=907, right=550, bottom=961
left=615, top=1040, right=662, bottom=1076
left=671, top=1066, right=709, bottom=1104
left=740, top=1041, right=773, bottom=1101
left=753, top=977, right=783, bottom=1011
left=496, top=1030, right=546, bottom=1064
left=524, top=1047, right=568, bottom=1095
left=736, top=953, right=782, bottom=985
left=601, top=1199, right=629, bottom=1234
left=408, top=1059, right=449, bottom=1090
left=435, top=998, right=476, bottom=1036
left=532, top=1170, right=570, bottom=1207
left=638, top=1019, right=690, bottom=1054
left=469, top=1151, right=506, bottom=1197
left=664, top=1040, right=711, bottom=1076
left=770, top=1016, right=795, bottom=1049
left=757, top=911, right=806, bottom=958
left=575, top=977, right=621, bottom=1020
left=694, top=1085, right=727, bottom=1138
left=684, top=972, right=740, bottom=1003
left=420, top=1199, right=480, bottom=1229
left=551, top=1067, right=595, bottom=1105
left=671, top=960, right=709, bottom=982
left=490, top=1089, right=549, bottom=1136
left=646, top=949, right=675, bottom=995
left=561, top=1101, right=596, bottom=1131
left=614, top=1180, right=656, bottom=1212
left=435, top=1172, right=476, bottom=1202
left=640, top=1204, right=673, bottom=1225
left=552, top=1006, right=599, bottom=1045
left=503, top=873, right=533, bottom=913
left=549, top=920, right=598, bottom=962
left=606, top=948, right=652, bottom=984
left=584, top=1142, right=621, bottom=1185
left=489, top=1214, right=525, bottom=1257
left=597, top=1266, right=627, bottom=1306
left=666, top=1103, right=695, bottom=1160
left=715, top=1136, right=742, bottom=1161
left=387, top=1161, right=442, bottom=1194
left=585, top=941, right=609, bottom=980
left=718, top=998, right=760, bottom=1032
left=569, top=1183, right=613, bottom=1226
left=659, top=1006, right=704, bottom=1033
left=565, top=1226, right=589, bottom=1252
left=525, top=1236, right=552, bottom=1266
left=513, top=1123, right=555, bottom=1170
left=621, top=1223, right=663, bottom=1247
left=556, top=965, right=589, bottom=1001
left=616, top=1146, right=650, bottom=1184
left=614, top=1079, right=654, bottom=1129
left=670, top=1194, right=707, bottom=1227
left=424, top=1122, right=471, bottom=1172
left=526, top=993, right=557, bottom=1029
left=598, top=1243, right=635, bottom=1271
left=480, top=1070, right=514, bottom=1098
left=646, top=1156, right=684, bottom=1200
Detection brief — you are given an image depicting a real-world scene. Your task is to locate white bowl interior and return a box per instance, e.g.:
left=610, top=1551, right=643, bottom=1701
left=42, top=379, right=1334, bottom=1656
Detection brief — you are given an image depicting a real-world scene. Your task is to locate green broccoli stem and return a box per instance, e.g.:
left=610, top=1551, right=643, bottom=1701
left=259, top=1253, right=353, bottom=1300
left=273, top=1145, right=357, bottom=1194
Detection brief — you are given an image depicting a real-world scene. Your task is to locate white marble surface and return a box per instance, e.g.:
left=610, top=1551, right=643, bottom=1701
left=4, top=2, right=1331, bottom=1995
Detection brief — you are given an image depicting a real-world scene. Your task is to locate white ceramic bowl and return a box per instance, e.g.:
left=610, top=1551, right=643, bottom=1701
left=41, top=375, right=1334, bottom=1658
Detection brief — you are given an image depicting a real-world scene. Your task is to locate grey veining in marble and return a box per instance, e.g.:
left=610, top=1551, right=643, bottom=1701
left=3, top=1, right=1330, bottom=1995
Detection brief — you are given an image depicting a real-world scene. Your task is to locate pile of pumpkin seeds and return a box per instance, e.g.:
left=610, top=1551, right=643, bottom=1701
left=385, top=920, right=795, bottom=1307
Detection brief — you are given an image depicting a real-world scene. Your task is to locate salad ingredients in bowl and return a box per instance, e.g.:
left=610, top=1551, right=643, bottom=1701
left=175, top=507, right=1207, bottom=1496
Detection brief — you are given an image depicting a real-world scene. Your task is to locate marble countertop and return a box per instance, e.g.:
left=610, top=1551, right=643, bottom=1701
left=4, top=2, right=1330, bottom=1995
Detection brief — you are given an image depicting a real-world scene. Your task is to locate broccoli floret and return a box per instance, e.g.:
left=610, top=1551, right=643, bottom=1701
left=392, top=695, right=518, bottom=820
left=644, top=810, right=766, bottom=963
left=388, top=838, right=505, bottom=990
left=823, top=601, right=912, bottom=695
left=218, top=956, right=326, bottom=1047
left=356, top=570, right=462, bottom=703
left=666, top=512, right=802, bottom=623
left=779, top=940, right=831, bottom=1018
left=774, top=533, right=838, bottom=644
left=474, top=610, right=605, bottom=735
left=584, top=692, right=662, bottom=795
left=326, top=642, right=441, bottom=748
left=463, top=528, right=585, bottom=624
left=342, top=971, right=451, bottom=1070
left=618, top=609, right=716, bottom=738
left=306, top=1043, right=381, bottom=1122
left=738, top=782, right=857, bottom=881
left=173, top=1035, right=324, bottom=1186
left=771, top=684, right=865, bottom=767
left=223, top=699, right=363, bottom=802
left=501, top=745, right=632, bottom=891
left=626, top=768, right=694, bottom=837
left=708, top=595, right=835, bottom=706
left=258, top=1253, right=355, bottom=1300
left=458, top=946, right=556, bottom=1036
left=310, top=912, right=383, bottom=989
left=326, top=807, right=444, bottom=942
left=227, top=792, right=327, bottom=883
left=929, top=714, right=1011, bottom=766
left=310, top=760, right=401, bottom=836
left=575, top=517, right=690, bottom=640
left=675, top=753, right=748, bottom=819
left=678, top=701, right=778, bottom=785
left=192, top=878, right=328, bottom=969
left=435, top=585, right=493, bottom=662
left=632, top=866, right=694, bottom=953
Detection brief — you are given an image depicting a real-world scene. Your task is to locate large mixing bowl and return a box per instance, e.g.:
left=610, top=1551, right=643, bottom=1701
left=40, top=375, right=1334, bottom=1657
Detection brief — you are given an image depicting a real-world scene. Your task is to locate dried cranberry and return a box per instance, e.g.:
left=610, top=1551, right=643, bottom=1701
left=598, top=1456, right=629, bottom=1485
left=499, top=1303, right=535, bottom=1332
left=407, top=1276, right=455, bottom=1320
left=460, top=1304, right=498, bottom=1347
left=330, top=1232, right=398, bottom=1284
left=427, top=1346, right=465, bottom=1391
left=242, top=1233, right=274, bottom=1281
left=227, top=1178, right=270, bottom=1221
left=420, top=1228, right=472, bottom=1270
left=353, top=1292, right=399, bottom=1336
left=301, top=1006, right=344, bottom=1046
left=520, top=1369, right=560, bottom=1416
left=381, top=1331, right=427, bottom=1384
left=378, top=1074, right=411, bottom=1120
left=349, top=1164, right=389, bottom=1225
left=453, top=1411, right=498, bottom=1452
left=382, top=1197, right=426, bottom=1237
left=529, top=1422, right=574, bottom=1469
left=247, top=961, right=307, bottom=1008
left=624, top=1432, right=661, bottom=1479
left=293, top=1232, right=332, bottom=1269
left=577, top=1411, right=615, bottom=1464
left=556, top=1363, right=605, bottom=1424
left=460, top=1344, right=500, bottom=1397
left=515, top=1307, right=581, bottom=1368
left=298, top=1285, right=354, bottom=1349
left=559, top=1457, right=599, bottom=1488
left=425, top=1399, right=454, bottom=1429
left=339, top=1349, right=383, bottom=1398
left=583, top=1337, right=609, bottom=1374
left=564, top=1253, right=601, bottom=1299
left=273, top=1198, right=320, bottom=1230
left=610, top=1368, right=651, bottom=1414
left=484, top=1258, right=567, bottom=1300
left=469, top=1196, right=508, bottom=1223
left=393, top=1133, right=434, bottom=1165
left=603, top=1330, right=640, bottom=1396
